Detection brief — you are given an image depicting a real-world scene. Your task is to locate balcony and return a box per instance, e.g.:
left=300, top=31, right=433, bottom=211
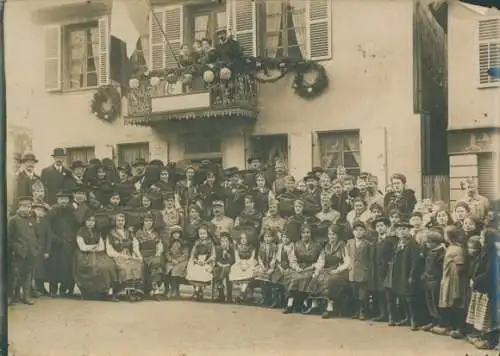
left=125, top=72, right=259, bottom=126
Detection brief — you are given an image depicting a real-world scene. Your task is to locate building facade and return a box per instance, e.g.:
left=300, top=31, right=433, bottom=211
left=5, top=0, right=447, bottom=198
left=447, top=2, right=500, bottom=206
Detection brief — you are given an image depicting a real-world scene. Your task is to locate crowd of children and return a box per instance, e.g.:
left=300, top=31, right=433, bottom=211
left=8, top=147, right=500, bottom=350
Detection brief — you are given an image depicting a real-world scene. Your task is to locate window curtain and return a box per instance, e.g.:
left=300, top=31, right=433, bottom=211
left=289, top=0, right=306, bottom=57
left=265, top=1, right=283, bottom=58
left=70, top=31, right=86, bottom=88
left=120, top=145, right=149, bottom=165
left=343, top=134, right=361, bottom=170
left=195, top=14, right=210, bottom=41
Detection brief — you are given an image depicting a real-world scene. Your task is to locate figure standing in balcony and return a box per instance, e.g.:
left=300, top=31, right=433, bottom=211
left=215, top=28, right=242, bottom=69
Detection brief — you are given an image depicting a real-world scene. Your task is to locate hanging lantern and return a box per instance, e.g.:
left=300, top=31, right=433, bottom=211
left=203, top=70, right=215, bottom=83
left=219, top=67, right=232, bottom=81
left=183, top=73, right=193, bottom=84
left=150, top=76, right=161, bottom=86
left=166, top=72, right=178, bottom=84
left=129, top=78, right=139, bottom=89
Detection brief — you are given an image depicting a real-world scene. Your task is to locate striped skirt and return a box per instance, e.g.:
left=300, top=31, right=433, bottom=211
left=466, top=291, right=497, bottom=333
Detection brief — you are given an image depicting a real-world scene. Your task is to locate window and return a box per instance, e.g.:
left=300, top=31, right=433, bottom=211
left=63, top=22, right=99, bottom=90
left=184, top=136, right=222, bottom=155
left=190, top=4, right=227, bottom=44
left=479, top=18, right=500, bottom=86
left=66, top=146, right=95, bottom=166
left=318, top=131, right=361, bottom=177
left=264, top=0, right=306, bottom=59
left=117, top=142, right=150, bottom=165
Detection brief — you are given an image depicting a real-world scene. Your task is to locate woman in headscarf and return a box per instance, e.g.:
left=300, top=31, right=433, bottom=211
left=105, top=211, right=144, bottom=301
left=74, top=210, right=118, bottom=301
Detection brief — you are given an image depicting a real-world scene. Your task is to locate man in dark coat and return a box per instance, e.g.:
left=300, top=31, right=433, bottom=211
left=214, top=28, right=243, bottom=67
left=14, top=153, right=41, bottom=204
left=130, top=158, right=149, bottom=193
left=330, top=178, right=350, bottom=218
left=63, top=160, right=87, bottom=193
left=47, top=190, right=79, bottom=297
left=302, top=173, right=322, bottom=216
left=8, top=196, right=40, bottom=305
left=32, top=202, right=54, bottom=297
left=115, top=163, right=135, bottom=206
left=40, top=148, right=72, bottom=205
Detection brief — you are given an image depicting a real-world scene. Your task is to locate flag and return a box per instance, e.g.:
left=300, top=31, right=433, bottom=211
left=110, top=0, right=149, bottom=59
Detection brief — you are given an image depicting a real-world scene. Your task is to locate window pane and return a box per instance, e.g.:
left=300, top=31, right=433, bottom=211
left=319, top=134, right=341, bottom=153
left=194, top=14, right=209, bottom=40
left=343, top=151, right=361, bottom=169
left=322, top=152, right=341, bottom=170
left=343, top=134, right=360, bottom=151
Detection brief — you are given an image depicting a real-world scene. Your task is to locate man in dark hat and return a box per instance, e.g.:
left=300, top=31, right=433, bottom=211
left=115, top=163, right=135, bottom=206
left=47, top=190, right=78, bottom=297
left=223, top=169, right=248, bottom=219
left=63, top=160, right=87, bottom=193
left=302, top=173, right=321, bottom=216
left=8, top=196, right=39, bottom=305
left=214, top=27, right=243, bottom=67
left=41, top=148, right=72, bottom=205
left=131, top=158, right=148, bottom=192
left=15, top=152, right=41, bottom=203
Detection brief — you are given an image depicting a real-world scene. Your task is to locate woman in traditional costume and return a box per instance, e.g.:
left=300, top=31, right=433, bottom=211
left=186, top=224, right=216, bottom=300
left=106, top=211, right=145, bottom=301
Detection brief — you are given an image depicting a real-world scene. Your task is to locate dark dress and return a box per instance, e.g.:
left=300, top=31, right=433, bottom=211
left=165, top=239, right=189, bottom=278
left=235, top=209, right=262, bottom=247
left=284, top=214, right=306, bottom=243
left=33, top=215, right=53, bottom=281
left=287, top=240, right=323, bottom=293
left=47, top=205, right=79, bottom=289
left=136, top=229, right=163, bottom=290
left=270, top=243, right=296, bottom=286
left=277, top=189, right=301, bottom=218
left=73, top=227, right=117, bottom=296
left=213, top=246, right=236, bottom=284
left=307, top=241, right=347, bottom=298
left=422, top=244, right=445, bottom=319
left=254, top=243, right=279, bottom=283
left=383, top=189, right=417, bottom=216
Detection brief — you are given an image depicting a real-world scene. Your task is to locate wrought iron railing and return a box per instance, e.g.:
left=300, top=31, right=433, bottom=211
left=127, top=72, right=258, bottom=117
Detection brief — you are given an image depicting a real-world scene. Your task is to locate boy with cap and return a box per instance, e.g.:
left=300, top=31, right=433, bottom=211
left=8, top=196, right=39, bottom=305
left=370, top=216, right=398, bottom=322
left=391, top=219, right=421, bottom=330
left=339, top=220, right=373, bottom=320
left=32, top=202, right=54, bottom=297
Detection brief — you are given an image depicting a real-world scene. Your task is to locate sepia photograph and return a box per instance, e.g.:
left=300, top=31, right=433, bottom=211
left=2, top=0, right=500, bottom=355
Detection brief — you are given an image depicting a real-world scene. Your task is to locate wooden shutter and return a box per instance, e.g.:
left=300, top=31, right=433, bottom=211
left=449, top=154, right=478, bottom=204
left=98, top=16, right=110, bottom=86
left=478, top=153, right=497, bottom=201
left=44, top=25, right=62, bottom=91
left=149, top=141, right=169, bottom=163
left=306, top=0, right=331, bottom=61
left=150, top=5, right=184, bottom=70
left=311, top=132, right=320, bottom=167
left=229, top=0, right=257, bottom=56
left=478, top=18, right=500, bottom=85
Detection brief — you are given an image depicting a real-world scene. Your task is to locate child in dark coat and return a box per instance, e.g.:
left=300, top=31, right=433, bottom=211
left=213, top=232, right=235, bottom=302
left=420, top=229, right=446, bottom=331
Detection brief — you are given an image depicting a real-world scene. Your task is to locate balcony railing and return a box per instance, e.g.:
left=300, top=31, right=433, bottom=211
left=126, top=72, right=259, bottom=124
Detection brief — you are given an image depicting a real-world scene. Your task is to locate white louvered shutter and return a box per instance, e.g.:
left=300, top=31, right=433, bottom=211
left=150, top=6, right=184, bottom=70
left=44, top=25, right=62, bottom=91
left=478, top=18, right=500, bottom=85
left=478, top=153, right=497, bottom=201
left=306, top=0, right=331, bottom=61
left=229, top=0, right=257, bottom=56
left=98, top=16, right=110, bottom=86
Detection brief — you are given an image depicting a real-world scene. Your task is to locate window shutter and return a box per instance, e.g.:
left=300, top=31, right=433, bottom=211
left=44, top=25, right=62, bottom=92
left=311, top=132, right=320, bottom=167
left=229, top=0, right=257, bottom=56
left=478, top=18, right=500, bottom=85
left=150, top=5, right=184, bottom=70
left=306, top=0, right=331, bottom=61
left=478, top=153, right=497, bottom=201
left=98, top=16, right=110, bottom=86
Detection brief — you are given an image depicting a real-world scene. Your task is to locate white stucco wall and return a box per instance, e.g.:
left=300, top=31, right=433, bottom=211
left=5, top=0, right=421, bottom=196
left=448, top=3, right=500, bottom=129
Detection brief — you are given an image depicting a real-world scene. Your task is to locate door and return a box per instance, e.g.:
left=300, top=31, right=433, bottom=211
left=190, top=4, right=227, bottom=44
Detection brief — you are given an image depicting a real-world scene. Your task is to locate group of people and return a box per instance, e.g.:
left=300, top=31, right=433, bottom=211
left=8, top=146, right=500, bottom=350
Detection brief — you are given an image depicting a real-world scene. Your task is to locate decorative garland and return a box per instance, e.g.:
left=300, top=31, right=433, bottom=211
left=292, top=61, right=328, bottom=99
left=128, top=54, right=329, bottom=100
left=91, top=85, right=121, bottom=122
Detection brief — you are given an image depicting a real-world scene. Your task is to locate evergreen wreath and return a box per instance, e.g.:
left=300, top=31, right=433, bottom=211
left=292, top=61, right=328, bottom=99
left=91, top=85, right=121, bottom=122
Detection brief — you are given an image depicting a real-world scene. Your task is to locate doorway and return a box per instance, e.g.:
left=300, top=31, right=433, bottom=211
left=250, top=134, right=289, bottom=169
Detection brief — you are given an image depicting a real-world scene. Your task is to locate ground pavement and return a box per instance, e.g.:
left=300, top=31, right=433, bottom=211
left=8, top=296, right=491, bottom=356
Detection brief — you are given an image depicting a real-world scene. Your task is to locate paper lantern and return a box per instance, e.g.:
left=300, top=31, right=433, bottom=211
left=203, top=70, right=215, bottom=83
left=220, top=67, right=232, bottom=81
left=129, top=78, right=139, bottom=89
left=150, top=76, right=160, bottom=86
